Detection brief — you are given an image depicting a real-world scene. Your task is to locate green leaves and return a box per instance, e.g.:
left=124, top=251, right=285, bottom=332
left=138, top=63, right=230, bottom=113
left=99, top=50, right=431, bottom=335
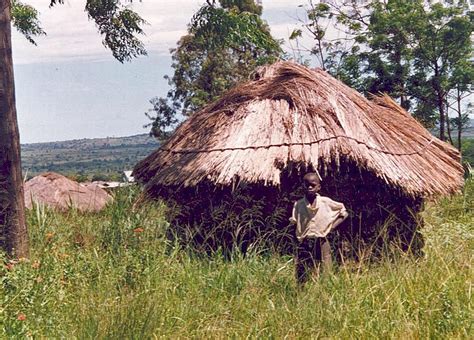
left=85, top=0, right=148, bottom=63
left=296, top=0, right=472, bottom=141
left=13, top=0, right=147, bottom=63
left=191, top=4, right=281, bottom=53
left=307, top=3, right=330, bottom=21
left=289, top=29, right=302, bottom=41
left=406, top=1, right=473, bottom=138
left=11, top=0, right=46, bottom=45
left=144, top=97, right=179, bottom=140
left=220, top=0, right=263, bottom=15
left=147, top=1, right=282, bottom=138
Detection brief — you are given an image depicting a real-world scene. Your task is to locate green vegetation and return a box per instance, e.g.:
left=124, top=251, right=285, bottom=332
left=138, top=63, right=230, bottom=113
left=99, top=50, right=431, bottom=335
left=146, top=0, right=282, bottom=138
left=3, top=0, right=148, bottom=258
left=1, top=181, right=472, bottom=338
left=21, top=134, right=159, bottom=181
left=293, top=0, right=473, bottom=142
left=462, top=138, right=474, bottom=165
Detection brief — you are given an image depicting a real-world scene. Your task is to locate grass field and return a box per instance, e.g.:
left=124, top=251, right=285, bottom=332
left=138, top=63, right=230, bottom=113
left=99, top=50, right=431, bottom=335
left=1, top=181, right=472, bottom=338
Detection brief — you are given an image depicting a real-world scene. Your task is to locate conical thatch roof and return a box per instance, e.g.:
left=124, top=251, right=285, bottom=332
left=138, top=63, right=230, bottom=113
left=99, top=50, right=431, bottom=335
left=134, top=61, right=463, bottom=198
left=25, top=172, right=112, bottom=212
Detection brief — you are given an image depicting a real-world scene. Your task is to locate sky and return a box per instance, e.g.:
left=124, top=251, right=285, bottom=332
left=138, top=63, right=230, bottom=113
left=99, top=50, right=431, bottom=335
left=13, top=0, right=311, bottom=143
left=12, top=1, right=472, bottom=143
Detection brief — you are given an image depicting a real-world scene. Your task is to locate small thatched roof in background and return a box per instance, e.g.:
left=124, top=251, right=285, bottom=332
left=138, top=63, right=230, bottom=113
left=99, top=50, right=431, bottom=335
left=134, top=61, right=463, bottom=198
left=25, top=172, right=112, bottom=212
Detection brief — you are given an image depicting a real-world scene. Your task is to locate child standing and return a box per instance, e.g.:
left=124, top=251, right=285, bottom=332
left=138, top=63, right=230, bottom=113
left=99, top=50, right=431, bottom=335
left=290, top=173, right=348, bottom=284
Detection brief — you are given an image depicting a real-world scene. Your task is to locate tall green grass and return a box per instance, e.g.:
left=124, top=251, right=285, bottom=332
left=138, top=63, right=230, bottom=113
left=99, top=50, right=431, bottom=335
left=1, top=183, right=472, bottom=338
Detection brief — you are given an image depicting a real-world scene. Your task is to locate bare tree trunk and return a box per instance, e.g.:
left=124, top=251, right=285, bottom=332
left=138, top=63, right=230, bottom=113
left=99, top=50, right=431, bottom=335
left=457, top=87, right=462, bottom=153
left=434, top=65, right=446, bottom=142
left=400, top=93, right=409, bottom=111
left=446, top=101, right=453, bottom=146
left=0, top=1, right=29, bottom=258
left=438, top=93, right=446, bottom=141
left=317, top=37, right=326, bottom=71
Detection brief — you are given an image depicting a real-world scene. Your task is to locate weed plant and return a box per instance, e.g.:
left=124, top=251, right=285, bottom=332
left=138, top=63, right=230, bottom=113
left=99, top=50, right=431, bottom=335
left=0, top=182, right=472, bottom=338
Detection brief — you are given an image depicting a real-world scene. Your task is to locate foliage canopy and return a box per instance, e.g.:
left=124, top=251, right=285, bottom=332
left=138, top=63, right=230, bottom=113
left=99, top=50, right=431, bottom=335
left=146, top=0, right=282, bottom=138
left=292, top=0, right=473, bottom=143
left=12, top=0, right=148, bottom=62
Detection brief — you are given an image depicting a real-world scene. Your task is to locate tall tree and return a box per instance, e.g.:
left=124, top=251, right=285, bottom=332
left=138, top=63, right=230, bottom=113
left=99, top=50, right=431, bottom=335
left=289, top=0, right=365, bottom=89
left=146, top=0, right=282, bottom=138
left=0, top=0, right=147, bottom=258
left=289, top=1, right=333, bottom=70
left=316, top=0, right=421, bottom=109
left=0, top=0, right=28, bottom=257
left=296, top=0, right=473, bottom=141
left=356, top=0, right=420, bottom=110
left=408, top=2, right=473, bottom=141
left=448, top=57, right=474, bottom=152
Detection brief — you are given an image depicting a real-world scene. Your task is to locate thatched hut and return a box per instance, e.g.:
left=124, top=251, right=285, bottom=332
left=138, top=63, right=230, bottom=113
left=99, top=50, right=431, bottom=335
left=25, top=172, right=112, bottom=212
left=134, top=61, right=463, bottom=256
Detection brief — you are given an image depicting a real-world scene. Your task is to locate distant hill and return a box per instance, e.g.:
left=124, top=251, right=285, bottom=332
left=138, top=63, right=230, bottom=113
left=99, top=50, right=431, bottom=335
left=21, top=134, right=160, bottom=180
left=464, top=118, right=474, bottom=138
left=429, top=118, right=474, bottom=139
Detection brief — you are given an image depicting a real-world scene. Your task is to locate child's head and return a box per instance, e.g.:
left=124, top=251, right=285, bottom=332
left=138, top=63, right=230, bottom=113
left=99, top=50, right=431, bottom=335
left=303, top=172, right=320, bottom=199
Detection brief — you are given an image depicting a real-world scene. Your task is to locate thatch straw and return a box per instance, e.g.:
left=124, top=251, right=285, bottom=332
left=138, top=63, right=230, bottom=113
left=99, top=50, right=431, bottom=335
left=24, top=172, right=112, bottom=212
left=134, top=61, right=463, bottom=199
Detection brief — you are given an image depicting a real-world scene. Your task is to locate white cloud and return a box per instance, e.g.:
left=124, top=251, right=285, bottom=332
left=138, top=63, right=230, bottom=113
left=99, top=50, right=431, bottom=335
left=12, top=0, right=306, bottom=64
left=12, top=0, right=202, bottom=63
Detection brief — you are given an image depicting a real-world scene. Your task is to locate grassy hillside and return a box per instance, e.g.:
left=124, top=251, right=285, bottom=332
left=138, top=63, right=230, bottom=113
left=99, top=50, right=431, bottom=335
left=461, top=118, right=474, bottom=138
left=21, top=134, right=160, bottom=180
left=1, top=181, right=472, bottom=338
left=465, top=126, right=474, bottom=138
left=462, top=138, right=474, bottom=165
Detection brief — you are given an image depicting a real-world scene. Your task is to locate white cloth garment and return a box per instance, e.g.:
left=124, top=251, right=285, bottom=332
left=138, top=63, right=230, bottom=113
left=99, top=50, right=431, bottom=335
left=290, top=195, right=348, bottom=242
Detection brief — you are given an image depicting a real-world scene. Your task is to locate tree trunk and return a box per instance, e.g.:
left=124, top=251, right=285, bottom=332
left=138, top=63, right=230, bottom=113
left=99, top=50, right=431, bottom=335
left=434, top=65, right=446, bottom=141
left=317, top=37, right=326, bottom=71
left=446, top=102, right=453, bottom=146
left=400, top=93, right=409, bottom=110
left=438, top=93, right=446, bottom=141
left=457, top=87, right=462, bottom=153
left=0, top=1, right=29, bottom=258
